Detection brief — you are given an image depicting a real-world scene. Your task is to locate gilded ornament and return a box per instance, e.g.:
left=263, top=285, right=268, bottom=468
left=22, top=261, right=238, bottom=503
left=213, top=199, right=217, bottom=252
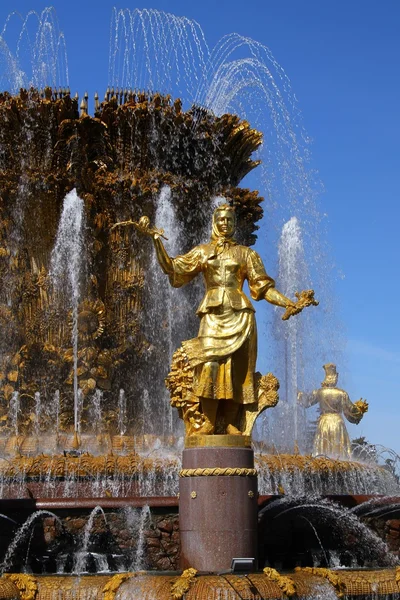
left=240, top=372, right=280, bottom=436
left=170, top=568, right=198, bottom=600
left=190, top=491, right=197, bottom=499
left=281, top=289, right=319, bottom=321
left=295, top=567, right=345, bottom=598
left=3, top=573, right=38, bottom=600
left=71, top=299, right=106, bottom=341
left=102, top=573, right=136, bottom=600
left=140, top=204, right=317, bottom=437
left=396, top=566, right=400, bottom=588
left=263, top=567, right=297, bottom=597
left=354, top=399, right=369, bottom=415
left=298, top=364, right=367, bottom=460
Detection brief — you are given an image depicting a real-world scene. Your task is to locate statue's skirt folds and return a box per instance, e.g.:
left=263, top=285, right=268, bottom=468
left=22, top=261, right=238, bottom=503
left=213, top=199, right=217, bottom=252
left=182, top=303, right=257, bottom=405
left=313, top=413, right=352, bottom=459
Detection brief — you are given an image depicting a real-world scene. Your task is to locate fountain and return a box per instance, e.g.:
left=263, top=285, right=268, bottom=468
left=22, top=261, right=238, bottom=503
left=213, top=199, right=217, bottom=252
left=0, top=7, right=398, bottom=600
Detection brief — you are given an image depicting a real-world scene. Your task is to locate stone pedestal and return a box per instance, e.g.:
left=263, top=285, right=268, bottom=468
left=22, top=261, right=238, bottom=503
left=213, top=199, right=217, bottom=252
left=179, top=435, right=258, bottom=572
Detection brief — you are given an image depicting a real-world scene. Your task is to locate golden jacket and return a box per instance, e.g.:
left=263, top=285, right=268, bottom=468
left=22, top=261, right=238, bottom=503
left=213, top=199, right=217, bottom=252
left=169, top=243, right=275, bottom=315
left=168, top=241, right=275, bottom=404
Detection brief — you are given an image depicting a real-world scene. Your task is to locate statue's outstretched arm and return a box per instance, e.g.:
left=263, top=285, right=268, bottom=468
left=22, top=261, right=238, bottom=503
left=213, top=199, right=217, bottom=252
left=297, top=389, right=319, bottom=408
left=152, top=236, right=173, bottom=275
left=111, top=215, right=174, bottom=275
left=115, top=215, right=201, bottom=287
left=136, top=219, right=174, bottom=275
left=264, top=287, right=294, bottom=308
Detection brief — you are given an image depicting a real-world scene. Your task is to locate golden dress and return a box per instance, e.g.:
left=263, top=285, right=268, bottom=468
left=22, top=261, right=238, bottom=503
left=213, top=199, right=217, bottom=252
left=168, top=240, right=275, bottom=405
left=305, top=387, right=364, bottom=459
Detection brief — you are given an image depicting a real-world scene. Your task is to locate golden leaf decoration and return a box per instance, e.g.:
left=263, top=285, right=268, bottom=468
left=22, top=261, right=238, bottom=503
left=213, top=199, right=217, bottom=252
left=295, top=567, right=345, bottom=598
left=102, top=573, right=136, bottom=600
left=263, top=567, right=296, bottom=597
left=3, top=573, right=38, bottom=600
left=171, top=568, right=198, bottom=600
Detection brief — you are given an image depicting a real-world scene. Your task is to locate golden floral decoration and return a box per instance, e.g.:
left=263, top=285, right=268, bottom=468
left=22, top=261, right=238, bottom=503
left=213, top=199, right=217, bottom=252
left=102, top=572, right=136, bottom=600
left=3, top=573, right=38, bottom=600
left=263, top=567, right=297, bottom=597
left=295, top=567, right=345, bottom=598
left=354, top=399, right=369, bottom=415
left=171, top=568, right=198, bottom=600
left=70, top=299, right=106, bottom=341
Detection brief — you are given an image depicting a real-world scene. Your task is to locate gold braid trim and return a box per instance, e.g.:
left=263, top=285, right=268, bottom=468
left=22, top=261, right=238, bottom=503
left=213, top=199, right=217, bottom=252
left=179, top=467, right=257, bottom=477
left=263, top=567, right=297, bottom=597
left=103, top=573, right=136, bottom=600
left=3, top=574, right=37, bottom=600
left=171, top=568, right=198, bottom=599
left=295, top=567, right=345, bottom=598
left=395, top=567, right=400, bottom=588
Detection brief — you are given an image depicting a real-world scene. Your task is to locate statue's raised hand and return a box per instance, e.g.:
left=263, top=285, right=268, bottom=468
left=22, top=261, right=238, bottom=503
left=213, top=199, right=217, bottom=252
left=110, top=215, right=168, bottom=240
left=354, top=398, right=369, bottom=415
left=282, top=289, right=319, bottom=321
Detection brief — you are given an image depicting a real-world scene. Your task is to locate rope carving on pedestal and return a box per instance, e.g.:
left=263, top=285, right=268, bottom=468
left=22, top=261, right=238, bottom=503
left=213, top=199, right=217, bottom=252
left=179, top=467, right=257, bottom=477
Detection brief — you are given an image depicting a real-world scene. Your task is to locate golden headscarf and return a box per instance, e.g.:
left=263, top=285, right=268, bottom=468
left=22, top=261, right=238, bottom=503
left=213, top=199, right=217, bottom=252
left=209, top=204, right=237, bottom=257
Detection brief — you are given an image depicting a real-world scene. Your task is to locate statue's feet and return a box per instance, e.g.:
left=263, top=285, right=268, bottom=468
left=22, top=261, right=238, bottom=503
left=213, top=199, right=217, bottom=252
left=226, top=424, right=242, bottom=435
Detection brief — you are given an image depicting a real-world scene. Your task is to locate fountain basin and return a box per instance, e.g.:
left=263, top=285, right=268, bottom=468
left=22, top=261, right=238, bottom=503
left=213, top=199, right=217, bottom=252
left=1, top=569, right=400, bottom=599
left=0, top=449, right=396, bottom=499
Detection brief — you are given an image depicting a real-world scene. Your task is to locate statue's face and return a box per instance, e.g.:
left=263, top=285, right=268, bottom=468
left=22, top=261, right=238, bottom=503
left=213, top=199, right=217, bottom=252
left=215, top=210, right=235, bottom=236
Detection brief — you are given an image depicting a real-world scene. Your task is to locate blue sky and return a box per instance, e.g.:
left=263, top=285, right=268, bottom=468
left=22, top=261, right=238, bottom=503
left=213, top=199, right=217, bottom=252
left=0, top=1, right=399, bottom=453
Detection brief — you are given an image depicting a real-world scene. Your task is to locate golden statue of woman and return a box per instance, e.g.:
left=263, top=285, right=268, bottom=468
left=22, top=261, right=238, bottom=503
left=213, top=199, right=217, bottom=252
left=138, top=204, right=317, bottom=436
left=298, top=363, right=368, bottom=459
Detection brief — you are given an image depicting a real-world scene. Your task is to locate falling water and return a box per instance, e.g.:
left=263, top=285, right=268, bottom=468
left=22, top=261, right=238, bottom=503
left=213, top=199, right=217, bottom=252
left=109, top=10, right=344, bottom=407
left=131, top=505, right=151, bottom=571
left=153, top=185, right=178, bottom=361
left=0, top=7, right=68, bottom=93
left=50, top=189, right=85, bottom=437
left=118, top=389, right=127, bottom=436
left=277, top=217, right=307, bottom=450
left=1, top=510, right=63, bottom=574
left=9, top=391, right=19, bottom=436
left=143, top=184, right=192, bottom=436
left=108, top=9, right=209, bottom=102
left=141, top=389, right=150, bottom=439
left=73, top=506, right=107, bottom=574
left=33, top=392, right=41, bottom=437
left=257, top=217, right=310, bottom=452
left=91, top=389, right=103, bottom=435
left=260, top=496, right=399, bottom=568
left=0, top=8, right=69, bottom=93
left=153, top=185, right=194, bottom=360
left=54, top=389, right=60, bottom=434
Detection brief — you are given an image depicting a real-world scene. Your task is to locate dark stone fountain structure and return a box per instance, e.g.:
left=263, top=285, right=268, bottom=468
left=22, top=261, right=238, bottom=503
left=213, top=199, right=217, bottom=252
left=0, top=87, right=262, bottom=447
left=0, top=88, right=399, bottom=599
